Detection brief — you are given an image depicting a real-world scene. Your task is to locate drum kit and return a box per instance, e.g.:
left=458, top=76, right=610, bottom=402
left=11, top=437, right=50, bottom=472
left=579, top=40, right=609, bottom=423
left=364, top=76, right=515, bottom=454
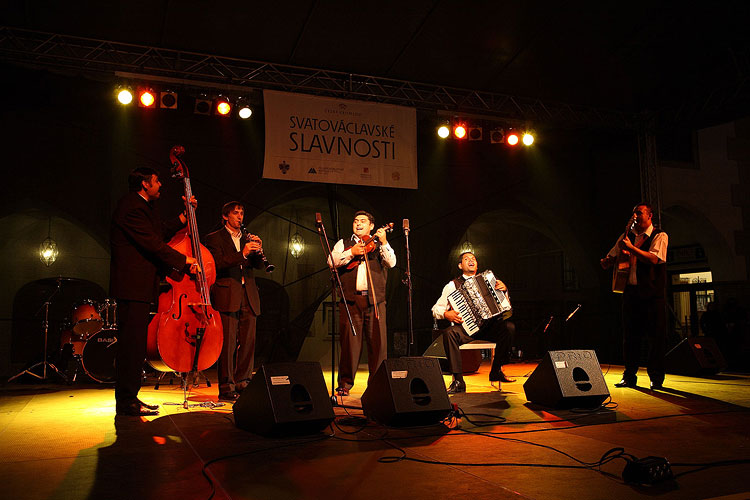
left=60, top=298, right=119, bottom=383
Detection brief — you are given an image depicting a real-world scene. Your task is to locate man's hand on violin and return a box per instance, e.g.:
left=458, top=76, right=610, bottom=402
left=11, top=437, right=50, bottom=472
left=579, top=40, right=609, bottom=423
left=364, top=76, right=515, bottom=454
left=374, top=227, right=389, bottom=246
left=350, top=241, right=366, bottom=256
left=444, top=309, right=463, bottom=324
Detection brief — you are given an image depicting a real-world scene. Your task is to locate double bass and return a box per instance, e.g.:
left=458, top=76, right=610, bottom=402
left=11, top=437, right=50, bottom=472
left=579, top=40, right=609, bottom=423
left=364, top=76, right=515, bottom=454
left=146, top=146, right=223, bottom=373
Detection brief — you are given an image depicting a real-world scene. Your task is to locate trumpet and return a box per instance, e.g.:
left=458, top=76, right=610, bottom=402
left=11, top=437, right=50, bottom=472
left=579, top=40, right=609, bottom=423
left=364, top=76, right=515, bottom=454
left=240, top=224, right=275, bottom=273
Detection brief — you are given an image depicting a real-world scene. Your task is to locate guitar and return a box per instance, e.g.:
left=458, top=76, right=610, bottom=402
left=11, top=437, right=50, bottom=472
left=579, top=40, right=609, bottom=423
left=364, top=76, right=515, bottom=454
left=611, top=215, right=637, bottom=293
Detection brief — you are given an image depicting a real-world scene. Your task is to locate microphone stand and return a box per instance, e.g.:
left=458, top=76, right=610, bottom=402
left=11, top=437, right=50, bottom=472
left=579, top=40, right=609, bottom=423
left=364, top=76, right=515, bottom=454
left=316, top=214, right=358, bottom=406
left=401, top=219, right=414, bottom=355
left=9, top=279, right=66, bottom=382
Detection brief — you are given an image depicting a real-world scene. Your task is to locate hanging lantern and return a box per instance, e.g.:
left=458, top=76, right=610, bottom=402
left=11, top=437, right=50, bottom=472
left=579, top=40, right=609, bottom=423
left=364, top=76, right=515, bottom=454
left=459, top=239, right=474, bottom=255
left=39, top=236, right=58, bottom=266
left=289, top=232, right=305, bottom=259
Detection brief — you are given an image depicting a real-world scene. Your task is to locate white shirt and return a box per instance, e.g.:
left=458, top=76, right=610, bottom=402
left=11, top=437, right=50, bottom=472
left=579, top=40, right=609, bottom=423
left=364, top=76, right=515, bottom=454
left=225, top=225, right=242, bottom=252
left=329, top=235, right=396, bottom=291
left=607, top=224, right=668, bottom=285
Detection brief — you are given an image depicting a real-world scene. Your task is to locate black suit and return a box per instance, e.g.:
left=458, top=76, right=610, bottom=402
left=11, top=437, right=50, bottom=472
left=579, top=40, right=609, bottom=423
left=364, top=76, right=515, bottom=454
left=110, top=192, right=186, bottom=403
left=204, top=227, right=263, bottom=394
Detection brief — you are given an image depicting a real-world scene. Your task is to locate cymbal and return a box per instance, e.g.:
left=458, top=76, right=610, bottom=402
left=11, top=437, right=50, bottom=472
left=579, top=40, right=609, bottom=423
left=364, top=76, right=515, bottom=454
left=36, top=277, right=84, bottom=286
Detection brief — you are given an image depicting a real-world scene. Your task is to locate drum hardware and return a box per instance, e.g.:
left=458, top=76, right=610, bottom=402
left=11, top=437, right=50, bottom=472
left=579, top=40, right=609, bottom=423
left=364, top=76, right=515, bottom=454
left=9, top=278, right=67, bottom=382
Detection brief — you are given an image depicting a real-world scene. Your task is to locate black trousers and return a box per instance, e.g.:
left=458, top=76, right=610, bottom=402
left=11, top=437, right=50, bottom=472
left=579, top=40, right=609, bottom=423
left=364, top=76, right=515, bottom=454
left=114, top=300, right=151, bottom=402
left=442, top=319, right=515, bottom=374
left=622, top=287, right=667, bottom=383
left=217, top=292, right=257, bottom=393
left=337, top=296, right=387, bottom=389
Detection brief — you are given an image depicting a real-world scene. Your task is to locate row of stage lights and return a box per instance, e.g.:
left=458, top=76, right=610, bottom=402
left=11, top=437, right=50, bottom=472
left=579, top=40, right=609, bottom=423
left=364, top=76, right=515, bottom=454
left=115, top=85, right=254, bottom=119
left=438, top=123, right=535, bottom=146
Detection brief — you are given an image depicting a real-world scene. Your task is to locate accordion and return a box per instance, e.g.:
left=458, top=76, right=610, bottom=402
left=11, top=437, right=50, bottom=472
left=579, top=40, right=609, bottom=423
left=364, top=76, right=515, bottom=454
left=447, top=270, right=512, bottom=336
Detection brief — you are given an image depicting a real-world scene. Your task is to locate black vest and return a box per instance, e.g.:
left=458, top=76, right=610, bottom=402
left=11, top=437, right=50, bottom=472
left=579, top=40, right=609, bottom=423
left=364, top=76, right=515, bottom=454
left=628, top=229, right=666, bottom=299
left=338, top=236, right=388, bottom=305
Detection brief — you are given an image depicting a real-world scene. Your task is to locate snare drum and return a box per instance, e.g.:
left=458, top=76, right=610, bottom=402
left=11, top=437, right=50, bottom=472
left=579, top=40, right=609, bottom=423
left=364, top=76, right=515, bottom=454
left=80, top=329, right=118, bottom=383
left=71, top=300, right=103, bottom=336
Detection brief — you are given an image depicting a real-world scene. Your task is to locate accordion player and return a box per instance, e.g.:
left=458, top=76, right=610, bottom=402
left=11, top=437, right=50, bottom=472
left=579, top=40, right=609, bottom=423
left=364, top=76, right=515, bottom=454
left=447, top=270, right=512, bottom=336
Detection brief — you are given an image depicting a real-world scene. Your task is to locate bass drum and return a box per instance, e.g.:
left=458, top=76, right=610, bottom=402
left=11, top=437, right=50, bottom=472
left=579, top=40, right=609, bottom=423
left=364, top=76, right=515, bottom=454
left=81, top=329, right=118, bottom=383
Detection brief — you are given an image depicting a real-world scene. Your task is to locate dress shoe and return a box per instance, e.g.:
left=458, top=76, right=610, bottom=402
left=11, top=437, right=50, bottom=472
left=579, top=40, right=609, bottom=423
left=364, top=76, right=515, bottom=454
left=218, top=391, right=240, bottom=402
left=137, top=399, right=159, bottom=410
left=116, top=400, right=159, bottom=417
left=650, top=380, right=664, bottom=390
left=614, top=378, right=637, bottom=388
left=335, top=386, right=350, bottom=397
left=489, top=370, right=515, bottom=383
left=446, top=379, right=466, bottom=394
left=236, top=379, right=252, bottom=393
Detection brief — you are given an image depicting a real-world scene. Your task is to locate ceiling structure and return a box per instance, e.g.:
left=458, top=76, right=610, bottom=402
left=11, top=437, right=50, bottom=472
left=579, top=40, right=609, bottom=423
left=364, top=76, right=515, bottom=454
left=1, top=1, right=749, bottom=130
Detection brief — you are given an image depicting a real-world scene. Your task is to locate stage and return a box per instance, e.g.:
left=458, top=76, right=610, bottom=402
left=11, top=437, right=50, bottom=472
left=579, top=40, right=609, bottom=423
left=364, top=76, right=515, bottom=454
left=1, top=361, right=749, bottom=500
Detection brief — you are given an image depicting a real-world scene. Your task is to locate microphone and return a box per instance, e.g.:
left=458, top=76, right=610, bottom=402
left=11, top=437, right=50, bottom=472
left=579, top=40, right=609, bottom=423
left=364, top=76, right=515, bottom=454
left=543, top=315, right=554, bottom=333
left=402, top=218, right=409, bottom=234
left=565, top=304, right=582, bottom=322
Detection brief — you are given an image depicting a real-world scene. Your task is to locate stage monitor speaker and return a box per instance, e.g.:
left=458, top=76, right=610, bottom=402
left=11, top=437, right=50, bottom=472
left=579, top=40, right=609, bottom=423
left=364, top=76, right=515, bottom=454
left=665, top=337, right=727, bottom=375
left=523, top=350, right=609, bottom=409
left=361, top=357, right=451, bottom=426
left=233, top=362, right=334, bottom=436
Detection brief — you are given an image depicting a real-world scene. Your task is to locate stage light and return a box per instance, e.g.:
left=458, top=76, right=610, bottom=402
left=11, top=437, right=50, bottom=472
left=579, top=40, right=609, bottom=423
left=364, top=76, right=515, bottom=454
left=194, top=95, right=211, bottom=115
left=138, top=88, right=156, bottom=108
left=160, top=91, right=178, bottom=109
left=453, top=124, right=467, bottom=139
left=490, top=128, right=505, bottom=144
left=116, top=87, right=133, bottom=105
left=215, top=96, right=231, bottom=116
left=522, top=132, right=535, bottom=146
left=437, top=124, right=450, bottom=139
left=468, top=126, right=483, bottom=141
left=507, top=132, right=519, bottom=146
left=236, top=98, right=253, bottom=119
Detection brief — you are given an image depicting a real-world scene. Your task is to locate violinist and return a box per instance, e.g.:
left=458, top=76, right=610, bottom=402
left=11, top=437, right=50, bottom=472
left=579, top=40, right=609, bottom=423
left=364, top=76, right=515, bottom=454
left=329, top=211, right=396, bottom=396
left=110, top=167, right=199, bottom=417
left=204, top=202, right=264, bottom=402
left=600, top=203, right=669, bottom=390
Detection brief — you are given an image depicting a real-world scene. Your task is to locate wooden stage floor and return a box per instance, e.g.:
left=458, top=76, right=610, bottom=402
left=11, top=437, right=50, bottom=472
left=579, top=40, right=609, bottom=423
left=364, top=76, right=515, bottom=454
left=1, top=361, right=749, bottom=500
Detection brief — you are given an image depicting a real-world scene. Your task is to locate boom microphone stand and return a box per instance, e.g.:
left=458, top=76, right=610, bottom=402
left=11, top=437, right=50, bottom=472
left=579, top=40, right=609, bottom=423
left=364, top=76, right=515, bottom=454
left=402, top=219, right=414, bottom=355
left=316, top=213, right=358, bottom=405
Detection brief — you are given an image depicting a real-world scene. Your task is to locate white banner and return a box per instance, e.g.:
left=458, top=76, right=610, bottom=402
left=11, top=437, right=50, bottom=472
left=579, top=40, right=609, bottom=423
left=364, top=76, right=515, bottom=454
left=262, top=90, right=417, bottom=189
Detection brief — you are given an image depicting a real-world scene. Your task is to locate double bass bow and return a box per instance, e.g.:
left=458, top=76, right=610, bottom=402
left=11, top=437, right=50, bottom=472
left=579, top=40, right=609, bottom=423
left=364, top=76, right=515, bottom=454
left=146, top=146, right=223, bottom=374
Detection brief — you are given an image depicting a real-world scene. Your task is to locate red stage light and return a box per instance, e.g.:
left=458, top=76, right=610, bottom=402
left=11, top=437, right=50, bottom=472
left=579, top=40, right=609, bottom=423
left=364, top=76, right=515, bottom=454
left=139, top=89, right=156, bottom=108
left=216, top=97, right=231, bottom=116
left=507, top=133, right=519, bottom=146
left=454, top=124, right=467, bottom=139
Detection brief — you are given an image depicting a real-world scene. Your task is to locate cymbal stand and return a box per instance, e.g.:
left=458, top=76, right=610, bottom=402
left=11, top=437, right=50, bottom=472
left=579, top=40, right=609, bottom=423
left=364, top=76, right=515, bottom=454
left=9, top=282, right=65, bottom=382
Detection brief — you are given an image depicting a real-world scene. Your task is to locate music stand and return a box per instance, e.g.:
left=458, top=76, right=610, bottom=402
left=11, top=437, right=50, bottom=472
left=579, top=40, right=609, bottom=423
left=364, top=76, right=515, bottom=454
left=9, top=278, right=66, bottom=382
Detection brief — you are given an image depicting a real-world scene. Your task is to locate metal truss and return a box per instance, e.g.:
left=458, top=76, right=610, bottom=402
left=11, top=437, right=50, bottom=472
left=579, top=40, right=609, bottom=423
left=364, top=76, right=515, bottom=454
left=0, top=26, right=634, bottom=128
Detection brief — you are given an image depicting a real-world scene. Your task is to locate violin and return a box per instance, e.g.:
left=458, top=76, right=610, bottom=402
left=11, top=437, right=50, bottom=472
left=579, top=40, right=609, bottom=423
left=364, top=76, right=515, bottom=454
left=146, top=146, right=223, bottom=373
left=346, top=222, right=394, bottom=269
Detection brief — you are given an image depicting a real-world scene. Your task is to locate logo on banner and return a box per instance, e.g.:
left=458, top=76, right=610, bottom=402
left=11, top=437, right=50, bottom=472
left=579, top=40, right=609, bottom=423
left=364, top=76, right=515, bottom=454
left=392, top=171, right=401, bottom=181
left=279, top=161, right=290, bottom=174
left=308, top=168, right=317, bottom=174
left=363, top=167, right=369, bottom=173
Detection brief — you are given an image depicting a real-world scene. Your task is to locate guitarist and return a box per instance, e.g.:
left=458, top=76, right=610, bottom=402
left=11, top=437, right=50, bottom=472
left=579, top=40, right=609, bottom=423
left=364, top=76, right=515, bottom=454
left=328, top=211, right=396, bottom=396
left=600, top=203, right=669, bottom=390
